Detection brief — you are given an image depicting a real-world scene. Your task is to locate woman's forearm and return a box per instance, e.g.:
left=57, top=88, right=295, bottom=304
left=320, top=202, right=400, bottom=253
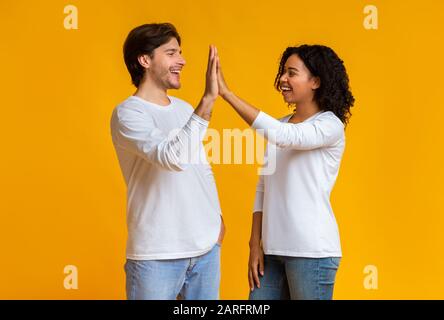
left=222, top=91, right=260, bottom=126
left=249, top=211, right=263, bottom=248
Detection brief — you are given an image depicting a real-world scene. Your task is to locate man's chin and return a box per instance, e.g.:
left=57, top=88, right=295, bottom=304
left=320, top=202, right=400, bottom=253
left=168, top=82, right=181, bottom=90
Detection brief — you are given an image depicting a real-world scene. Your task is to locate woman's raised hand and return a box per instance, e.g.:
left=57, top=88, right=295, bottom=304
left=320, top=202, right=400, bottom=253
left=215, top=50, right=231, bottom=99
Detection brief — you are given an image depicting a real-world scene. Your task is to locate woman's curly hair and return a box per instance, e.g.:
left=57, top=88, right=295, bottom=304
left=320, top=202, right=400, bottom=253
left=274, top=45, right=355, bottom=127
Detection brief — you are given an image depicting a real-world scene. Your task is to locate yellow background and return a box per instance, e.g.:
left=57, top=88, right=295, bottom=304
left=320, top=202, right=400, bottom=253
left=1, top=0, right=443, bottom=299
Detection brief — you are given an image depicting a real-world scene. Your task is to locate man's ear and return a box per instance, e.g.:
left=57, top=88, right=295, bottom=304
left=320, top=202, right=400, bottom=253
left=312, top=76, right=321, bottom=90
left=138, top=54, right=151, bottom=69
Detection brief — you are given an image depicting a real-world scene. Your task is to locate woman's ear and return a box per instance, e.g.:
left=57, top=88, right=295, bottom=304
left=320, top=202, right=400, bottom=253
left=138, top=54, right=151, bottom=69
left=312, top=76, right=321, bottom=90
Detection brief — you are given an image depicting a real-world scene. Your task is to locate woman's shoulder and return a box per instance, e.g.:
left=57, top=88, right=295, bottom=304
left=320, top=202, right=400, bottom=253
left=318, top=111, right=344, bottom=127
left=278, top=113, right=293, bottom=123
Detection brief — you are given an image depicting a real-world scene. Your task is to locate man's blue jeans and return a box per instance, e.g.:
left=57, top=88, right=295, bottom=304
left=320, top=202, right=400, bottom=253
left=124, top=244, right=221, bottom=300
left=249, top=255, right=341, bottom=300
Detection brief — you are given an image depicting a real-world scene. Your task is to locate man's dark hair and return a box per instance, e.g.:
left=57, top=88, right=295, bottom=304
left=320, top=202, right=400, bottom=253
left=123, top=23, right=181, bottom=87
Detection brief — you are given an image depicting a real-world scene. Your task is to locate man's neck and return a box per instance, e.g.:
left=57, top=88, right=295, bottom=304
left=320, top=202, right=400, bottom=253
left=134, top=80, right=170, bottom=106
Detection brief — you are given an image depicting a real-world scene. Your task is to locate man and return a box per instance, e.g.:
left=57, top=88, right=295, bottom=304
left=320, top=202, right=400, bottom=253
left=110, top=23, right=224, bottom=300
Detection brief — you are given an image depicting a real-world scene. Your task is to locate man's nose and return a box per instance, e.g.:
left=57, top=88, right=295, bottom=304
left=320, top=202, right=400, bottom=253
left=179, top=55, right=186, bottom=66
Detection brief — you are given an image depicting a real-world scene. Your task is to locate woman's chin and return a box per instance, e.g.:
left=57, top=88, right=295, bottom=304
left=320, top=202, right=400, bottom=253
left=283, top=96, right=296, bottom=104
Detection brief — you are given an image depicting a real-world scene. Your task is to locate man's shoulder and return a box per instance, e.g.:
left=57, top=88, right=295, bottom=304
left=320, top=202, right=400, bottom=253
left=115, top=96, right=146, bottom=112
left=113, top=95, right=194, bottom=118
left=112, top=97, right=151, bottom=124
left=168, top=95, right=194, bottom=112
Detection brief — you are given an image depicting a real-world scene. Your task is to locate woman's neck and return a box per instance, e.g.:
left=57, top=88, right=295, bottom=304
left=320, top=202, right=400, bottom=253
left=290, top=100, right=321, bottom=122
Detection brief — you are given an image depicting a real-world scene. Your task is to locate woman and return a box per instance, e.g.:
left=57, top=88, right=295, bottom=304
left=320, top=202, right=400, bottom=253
left=216, top=45, right=354, bottom=300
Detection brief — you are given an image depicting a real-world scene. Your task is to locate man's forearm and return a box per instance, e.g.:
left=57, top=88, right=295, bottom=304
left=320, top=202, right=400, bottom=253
left=194, top=95, right=216, bottom=121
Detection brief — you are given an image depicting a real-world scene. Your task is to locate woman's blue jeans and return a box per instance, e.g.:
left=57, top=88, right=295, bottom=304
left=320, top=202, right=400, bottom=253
left=249, top=255, right=341, bottom=300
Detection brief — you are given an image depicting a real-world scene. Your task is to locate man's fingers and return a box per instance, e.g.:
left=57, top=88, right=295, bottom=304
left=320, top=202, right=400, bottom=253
left=207, top=45, right=211, bottom=71
left=210, top=45, right=215, bottom=62
left=211, top=48, right=218, bottom=78
left=206, top=45, right=214, bottom=77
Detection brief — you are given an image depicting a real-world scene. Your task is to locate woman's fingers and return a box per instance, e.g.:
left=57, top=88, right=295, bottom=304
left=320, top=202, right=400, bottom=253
left=253, top=267, right=260, bottom=289
left=217, top=57, right=222, bottom=81
left=250, top=259, right=261, bottom=289
left=259, top=255, right=264, bottom=276
left=249, top=249, right=265, bottom=291
left=248, top=269, right=254, bottom=291
left=217, top=58, right=228, bottom=90
left=216, top=57, right=225, bottom=89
